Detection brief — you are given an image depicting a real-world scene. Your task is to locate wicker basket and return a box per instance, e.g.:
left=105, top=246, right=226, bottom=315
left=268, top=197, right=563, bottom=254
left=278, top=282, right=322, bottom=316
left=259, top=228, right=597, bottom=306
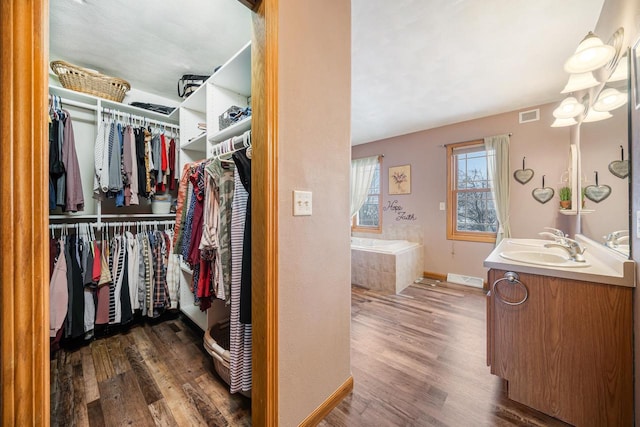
left=203, top=320, right=251, bottom=398
left=50, top=60, right=130, bottom=102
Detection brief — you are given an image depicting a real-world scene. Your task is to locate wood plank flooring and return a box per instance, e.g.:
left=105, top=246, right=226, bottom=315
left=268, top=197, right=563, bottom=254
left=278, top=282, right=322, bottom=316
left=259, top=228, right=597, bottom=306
left=51, top=283, right=571, bottom=426
left=50, top=317, right=251, bottom=427
left=320, top=283, right=571, bottom=427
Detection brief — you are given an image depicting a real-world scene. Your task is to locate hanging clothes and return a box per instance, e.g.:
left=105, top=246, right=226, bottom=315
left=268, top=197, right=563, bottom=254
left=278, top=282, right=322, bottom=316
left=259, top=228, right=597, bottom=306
left=229, top=164, right=252, bottom=394
left=48, top=107, right=84, bottom=212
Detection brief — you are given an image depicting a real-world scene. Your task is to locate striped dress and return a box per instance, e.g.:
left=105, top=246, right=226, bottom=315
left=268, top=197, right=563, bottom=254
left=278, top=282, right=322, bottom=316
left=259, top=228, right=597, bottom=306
left=229, top=169, right=252, bottom=393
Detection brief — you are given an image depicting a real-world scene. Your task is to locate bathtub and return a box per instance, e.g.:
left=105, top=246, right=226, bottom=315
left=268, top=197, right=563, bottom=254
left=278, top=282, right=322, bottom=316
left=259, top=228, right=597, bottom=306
left=351, top=237, right=423, bottom=294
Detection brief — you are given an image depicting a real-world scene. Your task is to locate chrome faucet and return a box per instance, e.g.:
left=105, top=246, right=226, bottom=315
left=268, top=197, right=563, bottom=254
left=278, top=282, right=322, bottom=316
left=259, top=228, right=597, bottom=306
left=539, top=227, right=568, bottom=244
left=544, top=237, right=586, bottom=262
left=604, top=230, right=629, bottom=248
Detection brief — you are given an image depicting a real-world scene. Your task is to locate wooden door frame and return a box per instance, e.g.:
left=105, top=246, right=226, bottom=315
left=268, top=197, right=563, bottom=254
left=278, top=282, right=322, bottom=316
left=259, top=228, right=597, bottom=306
left=0, top=0, right=51, bottom=424
left=251, top=0, right=279, bottom=424
left=1, top=0, right=280, bottom=425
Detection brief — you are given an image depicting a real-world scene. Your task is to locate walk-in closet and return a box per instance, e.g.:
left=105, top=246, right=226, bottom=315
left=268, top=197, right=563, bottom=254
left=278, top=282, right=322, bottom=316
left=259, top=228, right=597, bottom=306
left=47, top=1, right=255, bottom=424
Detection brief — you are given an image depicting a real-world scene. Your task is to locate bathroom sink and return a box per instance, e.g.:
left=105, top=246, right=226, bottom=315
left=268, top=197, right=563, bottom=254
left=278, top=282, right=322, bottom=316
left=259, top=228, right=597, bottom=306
left=499, top=250, right=591, bottom=268
left=505, top=238, right=549, bottom=248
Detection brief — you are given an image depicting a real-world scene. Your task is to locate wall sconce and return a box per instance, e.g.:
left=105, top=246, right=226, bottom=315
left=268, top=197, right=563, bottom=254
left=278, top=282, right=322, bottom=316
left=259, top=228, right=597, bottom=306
left=582, top=108, right=612, bottom=123
left=607, top=54, right=628, bottom=82
left=552, top=96, right=585, bottom=119
left=564, top=32, right=616, bottom=73
left=552, top=28, right=625, bottom=128
left=561, top=71, right=600, bottom=93
left=593, top=87, right=628, bottom=112
left=551, top=117, right=579, bottom=127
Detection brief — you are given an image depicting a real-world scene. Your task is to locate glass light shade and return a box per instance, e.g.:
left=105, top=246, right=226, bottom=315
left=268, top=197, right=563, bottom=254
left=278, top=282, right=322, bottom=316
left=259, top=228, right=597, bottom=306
left=607, top=57, right=628, bottom=82
left=593, top=88, right=627, bottom=112
left=552, top=96, right=585, bottom=119
left=551, top=117, right=578, bottom=127
left=560, top=72, right=600, bottom=93
left=582, top=108, right=612, bottom=123
left=564, top=32, right=616, bottom=73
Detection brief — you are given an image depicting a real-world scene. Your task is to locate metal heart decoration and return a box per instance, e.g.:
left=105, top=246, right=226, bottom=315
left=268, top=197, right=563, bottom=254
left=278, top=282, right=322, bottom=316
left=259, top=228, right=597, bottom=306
left=514, top=169, right=534, bottom=185
left=608, top=160, right=629, bottom=179
left=532, top=187, right=554, bottom=204
left=584, top=184, right=611, bottom=203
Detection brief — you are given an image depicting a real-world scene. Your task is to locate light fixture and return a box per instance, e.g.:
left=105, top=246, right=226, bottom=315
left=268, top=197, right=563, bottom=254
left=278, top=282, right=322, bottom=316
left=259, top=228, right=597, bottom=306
left=551, top=117, right=578, bottom=127
left=564, top=32, right=616, bottom=73
left=560, top=72, right=600, bottom=93
left=593, top=88, right=627, bottom=112
left=607, top=55, right=628, bottom=82
left=552, top=96, right=585, bottom=119
left=582, top=108, right=612, bottom=123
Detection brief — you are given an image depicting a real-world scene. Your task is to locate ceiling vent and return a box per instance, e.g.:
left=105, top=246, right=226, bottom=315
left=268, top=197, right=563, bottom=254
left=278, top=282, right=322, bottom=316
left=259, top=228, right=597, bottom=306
left=519, top=109, right=540, bottom=123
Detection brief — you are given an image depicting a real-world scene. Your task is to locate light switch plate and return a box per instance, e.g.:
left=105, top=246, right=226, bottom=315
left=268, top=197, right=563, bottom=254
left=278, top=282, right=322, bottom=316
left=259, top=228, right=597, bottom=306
left=293, top=190, right=312, bottom=216
left=439, top=202, right=446, bottom=211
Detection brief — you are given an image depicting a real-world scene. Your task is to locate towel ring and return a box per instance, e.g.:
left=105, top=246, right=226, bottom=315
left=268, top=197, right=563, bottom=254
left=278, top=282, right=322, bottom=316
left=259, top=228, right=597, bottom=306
left=492, top=271, right=528, bottom=306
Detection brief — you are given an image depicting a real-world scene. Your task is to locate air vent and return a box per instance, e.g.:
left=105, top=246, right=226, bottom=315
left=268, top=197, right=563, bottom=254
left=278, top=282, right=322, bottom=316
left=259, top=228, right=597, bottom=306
left=519, top=109, right=540, bottom=123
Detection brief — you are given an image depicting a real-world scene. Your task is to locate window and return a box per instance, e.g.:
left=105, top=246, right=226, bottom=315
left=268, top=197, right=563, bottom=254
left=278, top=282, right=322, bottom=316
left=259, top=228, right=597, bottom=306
left=352, top=156, right=382, bottom=232
left=447, top=140, right=497, bottom=242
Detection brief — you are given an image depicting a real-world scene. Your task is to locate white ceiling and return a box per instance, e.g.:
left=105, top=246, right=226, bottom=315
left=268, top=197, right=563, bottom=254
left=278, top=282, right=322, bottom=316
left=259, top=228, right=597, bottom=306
left=50, top=0, right=606, bottom=145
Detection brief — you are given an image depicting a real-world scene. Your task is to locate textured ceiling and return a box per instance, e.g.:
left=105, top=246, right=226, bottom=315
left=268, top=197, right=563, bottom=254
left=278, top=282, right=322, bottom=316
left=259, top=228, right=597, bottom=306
left=351, top=0, right=605, bottom=144
left=49, top=0, right=252, bottom=103
left=50, top=0, right=606, bottom=145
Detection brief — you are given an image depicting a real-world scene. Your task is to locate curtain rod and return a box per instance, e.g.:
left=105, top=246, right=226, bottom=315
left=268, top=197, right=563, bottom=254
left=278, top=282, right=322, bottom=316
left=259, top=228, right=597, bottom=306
left=439, top=133, right=513, bottom=148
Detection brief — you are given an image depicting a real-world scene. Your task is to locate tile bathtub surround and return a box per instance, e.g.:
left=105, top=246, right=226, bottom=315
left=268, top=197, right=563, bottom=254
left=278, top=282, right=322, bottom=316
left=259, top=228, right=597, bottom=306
left=351, top=245, right=424, bottom=294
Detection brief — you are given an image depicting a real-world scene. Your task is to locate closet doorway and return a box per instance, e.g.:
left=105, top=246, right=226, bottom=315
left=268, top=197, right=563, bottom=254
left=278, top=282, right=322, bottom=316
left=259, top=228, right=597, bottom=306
left=0, top=0, right=278, bottom=425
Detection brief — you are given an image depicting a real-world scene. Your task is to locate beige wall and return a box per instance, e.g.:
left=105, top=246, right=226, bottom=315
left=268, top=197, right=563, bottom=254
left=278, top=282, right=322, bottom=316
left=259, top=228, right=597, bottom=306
left=277, top=0, right=352, bottom=425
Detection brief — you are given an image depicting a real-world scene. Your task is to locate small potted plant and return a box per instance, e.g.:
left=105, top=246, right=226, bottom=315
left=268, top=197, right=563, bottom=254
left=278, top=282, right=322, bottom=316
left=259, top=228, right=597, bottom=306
left=559, top=186, right=571, bottom=209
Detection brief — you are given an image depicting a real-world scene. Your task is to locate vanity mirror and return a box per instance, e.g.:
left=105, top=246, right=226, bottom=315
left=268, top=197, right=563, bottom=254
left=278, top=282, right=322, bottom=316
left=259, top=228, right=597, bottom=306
left=551, top=28, right=631, bottom=258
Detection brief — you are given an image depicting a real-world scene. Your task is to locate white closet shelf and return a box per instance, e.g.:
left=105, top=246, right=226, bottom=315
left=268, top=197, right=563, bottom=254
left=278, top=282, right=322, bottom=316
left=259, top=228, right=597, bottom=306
left=182, top=132, right=207, bottom=151
left=49, top=213, right=176, bottom=220
left=209, top=116, right=252, bottom=143
left=49, top=85, right=179, bottom=124
left=181, top=85, right=207, bottom=113
left=210, top=41, right=251, bottom=95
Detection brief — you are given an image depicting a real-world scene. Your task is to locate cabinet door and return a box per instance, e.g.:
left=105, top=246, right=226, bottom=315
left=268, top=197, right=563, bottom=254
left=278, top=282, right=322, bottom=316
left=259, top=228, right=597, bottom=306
left=488, top=269, right=633, bottom=427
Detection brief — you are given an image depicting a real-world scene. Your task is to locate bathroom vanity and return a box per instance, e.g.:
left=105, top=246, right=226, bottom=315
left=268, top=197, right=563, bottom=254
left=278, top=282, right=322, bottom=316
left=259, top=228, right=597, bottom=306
left=484, top=236, right=634, bottom=426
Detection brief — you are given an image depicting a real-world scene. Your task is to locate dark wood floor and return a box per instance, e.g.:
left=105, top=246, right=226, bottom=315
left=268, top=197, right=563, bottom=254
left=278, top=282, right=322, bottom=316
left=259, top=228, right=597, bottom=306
left=320, top=283, right=570, bottom=427
left=50, top=317, right=251, bottom=426
left=51, top=283, right=570, bottom=426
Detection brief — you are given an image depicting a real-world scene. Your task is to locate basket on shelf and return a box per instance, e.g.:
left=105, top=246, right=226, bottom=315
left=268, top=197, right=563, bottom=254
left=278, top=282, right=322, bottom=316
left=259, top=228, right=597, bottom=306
left=50, top=60, right=131, bottom=102
left=218, top=105, right=244, bottom=131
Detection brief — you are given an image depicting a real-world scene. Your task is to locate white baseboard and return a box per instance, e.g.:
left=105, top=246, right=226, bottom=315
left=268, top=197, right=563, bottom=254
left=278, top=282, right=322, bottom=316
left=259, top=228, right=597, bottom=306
left=446, top=273, right=484, bottom=288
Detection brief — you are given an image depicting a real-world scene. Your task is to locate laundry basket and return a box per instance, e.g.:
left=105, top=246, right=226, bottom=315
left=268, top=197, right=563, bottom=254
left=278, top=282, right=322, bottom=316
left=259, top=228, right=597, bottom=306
left=203, top=320, right=251, bottom=398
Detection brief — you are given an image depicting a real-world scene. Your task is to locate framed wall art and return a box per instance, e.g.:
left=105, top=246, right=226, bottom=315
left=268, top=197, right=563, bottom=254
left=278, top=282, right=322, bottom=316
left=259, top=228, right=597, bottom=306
left=389, top=164, right=411, bottom=195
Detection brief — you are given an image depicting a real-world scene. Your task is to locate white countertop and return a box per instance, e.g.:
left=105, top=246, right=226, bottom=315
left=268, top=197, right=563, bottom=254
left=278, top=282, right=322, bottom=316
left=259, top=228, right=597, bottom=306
left=483, top=235, right=636, bottom=287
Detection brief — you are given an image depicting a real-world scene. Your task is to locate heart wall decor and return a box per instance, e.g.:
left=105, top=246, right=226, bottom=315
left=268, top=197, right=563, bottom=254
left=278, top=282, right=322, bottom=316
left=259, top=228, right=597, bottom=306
left=514, top=156, right=534, bottom=185
left=608, top=145, right=629, bottom=179
left=532, top=175, right=554, bottom=204
left=584, top=171, right=611, bottom=203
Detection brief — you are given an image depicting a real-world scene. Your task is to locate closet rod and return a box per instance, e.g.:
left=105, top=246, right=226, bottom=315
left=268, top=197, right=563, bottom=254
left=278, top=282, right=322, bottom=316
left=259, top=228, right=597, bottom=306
left=52, top=97, right=99, bottom=112
left=49, top=213, right=175, bottom=220
left=102, top=107, right=179, bottom=130
left=211, top=129, right=252, bottom=159
left=49, top=220, right=174, bottom=230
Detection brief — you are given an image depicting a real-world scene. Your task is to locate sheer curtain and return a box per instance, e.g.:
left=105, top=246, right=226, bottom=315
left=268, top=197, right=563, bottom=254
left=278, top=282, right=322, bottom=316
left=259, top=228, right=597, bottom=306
left=350, top=156, right=379, bottom=218
left=484, top=134, right=511, bottom=244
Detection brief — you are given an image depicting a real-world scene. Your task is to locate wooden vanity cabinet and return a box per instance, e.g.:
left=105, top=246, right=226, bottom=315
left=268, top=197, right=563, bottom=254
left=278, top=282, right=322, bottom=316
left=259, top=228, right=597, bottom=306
left=486, top=269, right=633, bottom=427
